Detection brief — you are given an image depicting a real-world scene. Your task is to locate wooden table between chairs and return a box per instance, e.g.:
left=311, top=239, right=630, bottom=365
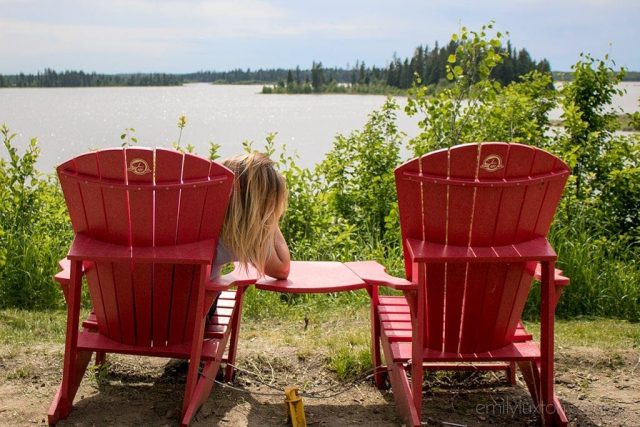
left=255, top=261, right=369, bottom=293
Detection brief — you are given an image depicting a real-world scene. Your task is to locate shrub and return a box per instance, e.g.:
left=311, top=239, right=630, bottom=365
left=0, top=125, right=72, bottom=309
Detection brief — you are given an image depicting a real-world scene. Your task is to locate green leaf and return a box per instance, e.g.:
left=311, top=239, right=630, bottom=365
left=448, top=54, right=456, bottom=63
left=453, top=66, right=463, bottom=76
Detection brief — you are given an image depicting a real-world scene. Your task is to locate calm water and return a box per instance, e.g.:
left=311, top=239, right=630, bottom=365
left=0, top=82, right=638, bottom=173
left=0, top=84, right=415, bottom=172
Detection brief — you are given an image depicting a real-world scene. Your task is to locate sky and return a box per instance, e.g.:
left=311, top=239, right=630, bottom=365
left=0, top=0, right=638, bottom=74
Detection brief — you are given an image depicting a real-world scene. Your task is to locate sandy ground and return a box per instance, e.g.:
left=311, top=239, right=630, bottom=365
left=1, top=337, right=638, bottom=426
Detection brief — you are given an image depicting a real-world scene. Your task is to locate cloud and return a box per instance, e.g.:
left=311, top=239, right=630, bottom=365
left=0, top=0, right=638, bottom=72
left=0, top=0, right=382, bottom=64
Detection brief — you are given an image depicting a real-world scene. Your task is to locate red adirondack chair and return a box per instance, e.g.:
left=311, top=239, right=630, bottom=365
left=348, top=142, right=571, bottom=426
left=48, top=148, right=252, bottom=426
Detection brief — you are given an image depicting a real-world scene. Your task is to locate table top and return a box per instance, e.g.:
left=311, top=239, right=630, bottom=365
left=255, top=261, right=368, bottom=293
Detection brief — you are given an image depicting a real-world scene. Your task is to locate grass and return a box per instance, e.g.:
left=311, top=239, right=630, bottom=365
left=2, top=305, right=638, bottom=382
left=550, top=221, right=640, bottom=322
left=0, top=309, right=74, bottom=344
left=524, top=317, right=640, bottom=350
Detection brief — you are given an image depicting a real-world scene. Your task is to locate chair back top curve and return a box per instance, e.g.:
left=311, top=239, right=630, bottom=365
left=57, top=148, right=234, bottom=347
left=57, top=147, right=234, bottom=247
left=395, top=142, right=569, bottom=353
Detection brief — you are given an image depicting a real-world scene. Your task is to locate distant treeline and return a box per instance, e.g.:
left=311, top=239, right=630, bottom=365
left=553, top=70, right=640, bottom=81
left=0, top=69, right=182, bottom=87
left=2, top=40, right=637, bottom=89
left=265, top=41, right=554, bottom=94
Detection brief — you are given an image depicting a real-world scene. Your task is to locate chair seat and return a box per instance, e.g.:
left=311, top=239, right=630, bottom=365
left=81, top=290, right=240, bottom=352
left=389, top=340, right=540, bottom=363
left=377, top=295, right=536, bottom=348
left=77, top=331, right=221, bottom=360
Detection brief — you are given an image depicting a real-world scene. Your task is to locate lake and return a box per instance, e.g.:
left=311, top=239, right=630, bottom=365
left=0, top=82, right=638, bottom=173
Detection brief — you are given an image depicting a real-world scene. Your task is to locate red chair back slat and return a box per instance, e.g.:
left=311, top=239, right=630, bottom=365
left=58, top=157, right=108, bottom=337
left=442, top=145, right=478, bottom=353
left=124, top=148, right=155, bottom=346
left=457, top=143, right=511, bottom=353
left=153, top=149, right=185, bottom=347
left=57, top=148, right=233, bottom=349
left=416, top=150, right=448, bottom=349
left=94, top=149, right=130, bottom=344
left=168, top=153, right=212, bottom=345
left=395, top=142, right=569, bottom=353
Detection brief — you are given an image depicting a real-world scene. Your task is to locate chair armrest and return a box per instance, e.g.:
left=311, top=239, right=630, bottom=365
left=528, top=263, right=570, bottom=287
left=407, top=237, right=557, bottom=263
left=206, top=262, right=259, bottom=291
left=54, top=258, right=94, bottom=285
left=55, top=258, right=94, bottom=305
left=67, top=233, right=215, bottom=264
left=345, top=261, right=417, bottom=290
left=54, top=259, right=74, bottom=287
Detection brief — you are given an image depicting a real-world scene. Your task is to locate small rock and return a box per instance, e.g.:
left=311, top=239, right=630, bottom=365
left=164, top=409, right=175, bottom=419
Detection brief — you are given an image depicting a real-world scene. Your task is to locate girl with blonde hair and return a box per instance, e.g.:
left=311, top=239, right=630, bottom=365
left=211, top=151, right=290, bottom=280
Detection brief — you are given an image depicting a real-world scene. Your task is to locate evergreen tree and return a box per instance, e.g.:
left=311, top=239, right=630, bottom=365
left=311, top=61, right=325, bottom=92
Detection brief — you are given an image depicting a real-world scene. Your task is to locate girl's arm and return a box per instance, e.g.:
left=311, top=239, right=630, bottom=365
left=264, top=227, right=291, bottom=279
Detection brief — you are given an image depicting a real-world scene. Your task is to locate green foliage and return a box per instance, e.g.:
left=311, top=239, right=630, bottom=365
left=555, top=54, right=626, bottom=201
left=208, top=141, right=221, bottom=161
left=475, top=72, right=556, bottom=147
left=0, top=125, right=73, bottom=309
left=629, top=106, right=640, bottom=131
left=172, top=115, right=195, bottom=153
left=406, top=23, right=508, bottom=153
left=318, top=98, right=403, bottom=244
left=119, top=127, right=138, bottom=147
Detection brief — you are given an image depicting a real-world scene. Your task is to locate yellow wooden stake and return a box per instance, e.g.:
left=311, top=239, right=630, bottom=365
left=284, top=386, right=306, bottom=427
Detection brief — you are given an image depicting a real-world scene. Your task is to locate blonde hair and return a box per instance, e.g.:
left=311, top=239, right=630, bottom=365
left=221, top=152, right=288, bottom=275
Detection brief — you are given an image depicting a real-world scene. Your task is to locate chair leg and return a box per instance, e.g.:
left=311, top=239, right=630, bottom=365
left=181, top=341, right=227, bottom=426
left=181, top=268, right=209, bottom=424
left=49, top=260, right=90, bottom=425
left=48, top=349, right=93, bottom=424
left=410, top=359, right=423, bottom=423
left=95, top=352, right=106, bottom=366
left=381, top=337, right=420, bottom=427
left=518, top=360, right=541, bottom=409
left=539, top=261, right=568, bottom=426
left=518, top=361, right=568, bottom=426
left=225, top=286, right=246, bottom=383
left=368, top=286, right=385, bottom=389
left=507, top=361, right=517, bottom=386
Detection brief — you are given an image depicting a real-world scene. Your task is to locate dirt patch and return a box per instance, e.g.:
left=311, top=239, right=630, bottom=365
left=1, top=340, right=638, bottom=426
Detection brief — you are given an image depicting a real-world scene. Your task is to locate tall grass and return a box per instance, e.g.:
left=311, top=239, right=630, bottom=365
left=551, top=224, right=640, bottom=321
